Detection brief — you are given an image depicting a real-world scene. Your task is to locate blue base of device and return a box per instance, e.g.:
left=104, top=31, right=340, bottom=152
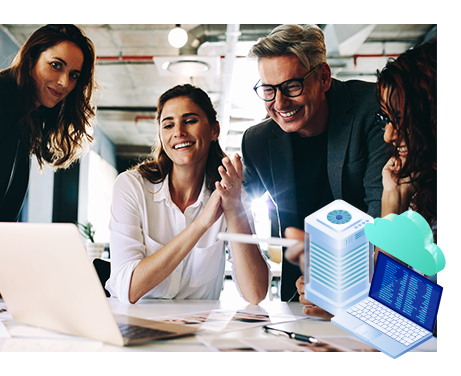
left=305, top=283, right=370, bottom=316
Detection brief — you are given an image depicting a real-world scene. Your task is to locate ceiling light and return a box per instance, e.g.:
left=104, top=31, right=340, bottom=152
left=154, top=56, right=220, bottom=77
left=166, top=60, right=209, bottom=76
left=168, top=25, right=188, bottom=48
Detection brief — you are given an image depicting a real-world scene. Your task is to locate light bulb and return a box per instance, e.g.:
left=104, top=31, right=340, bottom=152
left=168, top=26, right=188, bottom=48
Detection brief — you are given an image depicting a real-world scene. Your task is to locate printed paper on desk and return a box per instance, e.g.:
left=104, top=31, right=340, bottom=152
left=199, top=336, right=342, bottom=352
left=198, top=336, right=302, bottom=352
left=303, top=335, right=379, bottom=352
left=150, top=309, right=306, bottom=332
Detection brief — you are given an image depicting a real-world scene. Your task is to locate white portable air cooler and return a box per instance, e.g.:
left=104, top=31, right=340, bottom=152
left=304, top=200, right=374, bottom=315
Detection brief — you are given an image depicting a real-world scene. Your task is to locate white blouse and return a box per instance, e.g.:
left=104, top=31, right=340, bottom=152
left=106, top=169, right=270, bottom=304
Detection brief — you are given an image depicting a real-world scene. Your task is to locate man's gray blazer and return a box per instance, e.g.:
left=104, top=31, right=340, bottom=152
left=242, top=78, right=391, bottom=301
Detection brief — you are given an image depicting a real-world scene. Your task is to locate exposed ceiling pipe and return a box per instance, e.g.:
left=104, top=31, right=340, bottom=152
left=352, top=53, right=401, bottom=66
left=98, top=24, right=361, bottom=67
left=135, top=116, right=156, bottom=122
left=96, top=53, right=402, bottom=66
left=179, top=24, right=279, bottom=55
left=96, top=55, right=249, bottom=65
left=96, top=23, right=409, bottom=67
left=97, top=56, right=154, bottom=62
left=179, top=24, right=227, bottom=55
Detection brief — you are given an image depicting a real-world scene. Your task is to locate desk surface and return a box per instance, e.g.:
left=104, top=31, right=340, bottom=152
left=0, top=297, right=436, bottom=353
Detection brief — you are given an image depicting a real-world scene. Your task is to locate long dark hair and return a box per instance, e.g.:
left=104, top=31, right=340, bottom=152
left=0, top=24, right=96, bottom=169
left=377, top=40, right=437, bottom=234
left=137, top=84, right=226, bottom=192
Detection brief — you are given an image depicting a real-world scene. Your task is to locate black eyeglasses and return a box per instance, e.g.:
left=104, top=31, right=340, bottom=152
left=373, top=112, right=393, bottom=131
left=253, top=64, right=322, bottom=102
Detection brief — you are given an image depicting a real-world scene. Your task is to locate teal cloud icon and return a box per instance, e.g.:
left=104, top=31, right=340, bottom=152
left=364, top=211, right=445, bottom=276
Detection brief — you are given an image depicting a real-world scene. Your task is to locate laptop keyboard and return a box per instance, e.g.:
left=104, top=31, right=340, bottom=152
left=117, top=323, right=175, bottom=339
left=347, top=297, right=431, bottom=346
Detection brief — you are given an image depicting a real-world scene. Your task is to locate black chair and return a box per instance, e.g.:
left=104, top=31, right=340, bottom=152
left=92, top=258, right=111, bottom=297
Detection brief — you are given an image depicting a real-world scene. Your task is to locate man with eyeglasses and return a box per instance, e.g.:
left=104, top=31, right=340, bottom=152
left=241, top=24, right=390, bottom=306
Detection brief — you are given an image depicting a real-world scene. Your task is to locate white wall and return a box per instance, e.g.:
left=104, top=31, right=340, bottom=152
left=26, top=158, right=54, bottom=223
left=78, top=126, right=118, bottom=244
left=78, top=150, right=118, bottom=243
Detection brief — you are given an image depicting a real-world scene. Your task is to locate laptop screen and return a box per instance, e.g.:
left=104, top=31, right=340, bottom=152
left=369, top=252, right=442, bottom=332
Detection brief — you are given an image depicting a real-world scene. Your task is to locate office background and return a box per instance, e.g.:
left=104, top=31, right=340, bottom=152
left=0, top=23, right=436, bottom=245
left=0, top=24, right=452, bottom=375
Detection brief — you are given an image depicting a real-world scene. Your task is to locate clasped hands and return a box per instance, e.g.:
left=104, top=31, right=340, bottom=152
left=197, top=154, right=244, bottom=231
left=215, top=154, right=243, bottom=210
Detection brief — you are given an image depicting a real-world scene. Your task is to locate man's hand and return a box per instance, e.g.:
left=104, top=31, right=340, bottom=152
left=285, top=227, right=333, bottom=321
left=284, top=227, right=305, bottom=271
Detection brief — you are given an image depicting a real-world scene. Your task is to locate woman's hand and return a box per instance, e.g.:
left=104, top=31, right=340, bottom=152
left=215, top=154, right=244, bottom=215
left=195, top=189, right=223, bottom=233
left=382, top=156, right=404, bottom=190
left=214, top=153, right=269, bottom=304
left=382, top=156, right=416, bottom=216
left=194, top=153, right=245, bottom=233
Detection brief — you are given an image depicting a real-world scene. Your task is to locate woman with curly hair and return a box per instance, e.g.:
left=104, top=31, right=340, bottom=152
left=375, top=40, right=437, bottom=242
left=0, top=24, right=96, bottom=221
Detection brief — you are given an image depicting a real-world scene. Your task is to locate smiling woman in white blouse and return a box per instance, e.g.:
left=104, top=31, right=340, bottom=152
left=106, top=84, right=270, bottom=304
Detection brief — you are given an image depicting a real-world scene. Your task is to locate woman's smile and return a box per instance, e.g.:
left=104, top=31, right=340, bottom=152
left=173, top=141, right=196, bottom=150
left=396, top=145, right=408, bottom=157
left=160, top=96, right=219, bottom=169
left=48, top=87, right=63, bottom=97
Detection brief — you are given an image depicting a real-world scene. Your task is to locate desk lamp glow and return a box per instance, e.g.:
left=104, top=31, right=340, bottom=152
left=304, top=200, right=374, bottom=315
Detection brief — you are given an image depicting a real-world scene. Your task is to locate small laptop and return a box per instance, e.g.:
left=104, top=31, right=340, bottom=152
left=0, top=222, right=198, bottom=346
left=332, top=251, right=442, bottom=358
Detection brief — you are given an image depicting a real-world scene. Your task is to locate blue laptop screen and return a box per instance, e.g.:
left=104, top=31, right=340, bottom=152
left=369, top=252, right=442, bottom=332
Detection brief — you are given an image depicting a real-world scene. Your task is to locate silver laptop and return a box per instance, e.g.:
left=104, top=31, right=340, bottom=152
left=332, top=251, right=442, bottom=358
left=0, top=222, right=198, bottom=346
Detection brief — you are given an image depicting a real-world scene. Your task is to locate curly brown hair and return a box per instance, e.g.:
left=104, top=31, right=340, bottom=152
left=136, top=84, right=226, bottom=192
left=1, top=24, right=96, bottom=169
left=377, top=40, right=437, bottom=235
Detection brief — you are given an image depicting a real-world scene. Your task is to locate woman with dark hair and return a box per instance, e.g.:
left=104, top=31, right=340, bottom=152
left=0, top=24, right=96, bottom=221
left=375, top=40, right=437, bottom=240
left=106, top=84, right=270, bottom=304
